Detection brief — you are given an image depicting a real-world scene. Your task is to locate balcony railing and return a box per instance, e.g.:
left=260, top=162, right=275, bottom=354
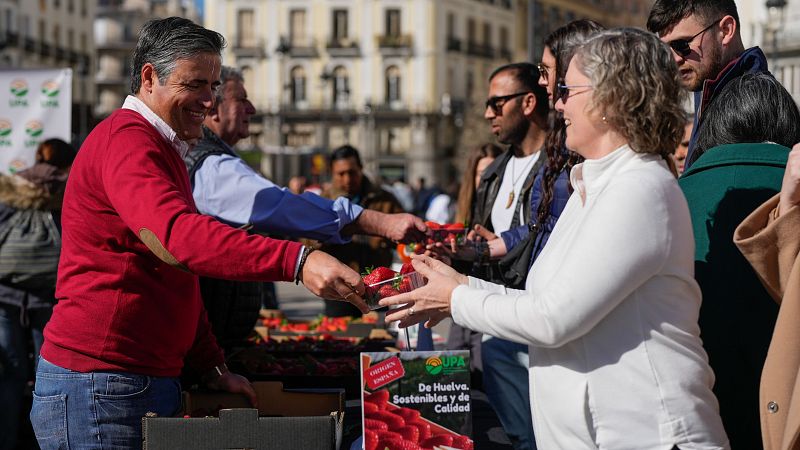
left=326, top=37, right=360, bottom=56
left=55, top=47, right=67, bottom=61
left=446, top=36, right=461, bottom=52
left=378, top=34, right=412, bottom=48
left=232, top=35, right=266, bottom=58
left=40, top=42, right=52, bottom=58
left=276, top=37, right=318, bottom=58
left=499, top=47, right=512, bottom=60
left=466, top=42, right=494, bottom=58
left=24, top=37, right=35, bottom=52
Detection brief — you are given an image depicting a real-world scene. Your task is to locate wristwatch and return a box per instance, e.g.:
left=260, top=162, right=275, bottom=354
left=200, top=363, right=229, bottom=385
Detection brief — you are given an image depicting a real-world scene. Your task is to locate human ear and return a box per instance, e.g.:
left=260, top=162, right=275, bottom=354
left=719, top=15, right=737, bottom=46
left=140, top=63, right=156, bottom=94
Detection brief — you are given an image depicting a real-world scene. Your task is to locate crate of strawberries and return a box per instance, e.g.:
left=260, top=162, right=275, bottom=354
left=362, top=262, right=425, bottom=310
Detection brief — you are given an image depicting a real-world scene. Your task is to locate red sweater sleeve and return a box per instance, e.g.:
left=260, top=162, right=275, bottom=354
left=102, top=123, right=302, bottom=281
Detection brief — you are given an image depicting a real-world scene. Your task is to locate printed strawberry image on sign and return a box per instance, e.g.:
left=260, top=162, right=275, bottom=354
left=361, top=351, right=472, bottom=450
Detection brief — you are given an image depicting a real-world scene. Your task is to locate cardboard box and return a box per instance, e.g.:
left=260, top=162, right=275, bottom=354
left=142, top=382, right=344, bottom=450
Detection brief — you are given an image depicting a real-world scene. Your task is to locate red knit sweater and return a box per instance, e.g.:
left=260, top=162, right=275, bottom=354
left=41, top=109, right=302, bottom=377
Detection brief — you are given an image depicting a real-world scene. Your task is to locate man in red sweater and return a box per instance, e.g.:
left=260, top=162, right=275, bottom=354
left=29, top=17, right=380, bottom=449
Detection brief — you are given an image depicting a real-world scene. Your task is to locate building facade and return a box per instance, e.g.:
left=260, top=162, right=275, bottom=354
left=94, top=0, right=199, bottom=118
left=205, top=0, right=525, bottom=187
left=0, top=0, right=96, bottom=141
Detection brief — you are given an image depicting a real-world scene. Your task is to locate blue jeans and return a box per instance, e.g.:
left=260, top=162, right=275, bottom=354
left=482, top=337, right=537, bottom=450
left=30, top=357, right=182, bottom=449
left=0, top=303, right=51, bottom=450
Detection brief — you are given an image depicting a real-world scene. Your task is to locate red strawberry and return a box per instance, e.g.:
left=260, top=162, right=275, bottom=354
left=413, top=243, right=426, bottom=254
left=398, top=276, right=413, bottom=293
left=400, top=262, right=414, bottom=274
left=378, top=440, right=420, bottom=450
left=421, top=434, right=453, bottom=447
left=364, top=389, right=390, bottom=408
left=445, top=223, right=465, bottom=230
left=362, top=266, right=397, bottom=286
left=364, top=418, right=388, bottom=432
left=377, top=431, right=404, bottom=441
left=363, top=401, right=379, bottom=415
left=364, top=429, right=379, bottom=450
left=452, top=435, right=474, bottom=450
left=366, top=410, right=405, bottom=430
left=394, top=407, right=421, bottom=422
left=425, top=221, right=441, bottom=229
left=407, top=420, right=431, bottom=441
left=397, top=425, right=420, bottom=443
left=378, top=284, right=401, bottom=298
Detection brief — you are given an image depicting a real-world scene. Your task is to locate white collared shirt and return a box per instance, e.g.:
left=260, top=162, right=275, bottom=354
left=122, top=95, right=191, bottom=158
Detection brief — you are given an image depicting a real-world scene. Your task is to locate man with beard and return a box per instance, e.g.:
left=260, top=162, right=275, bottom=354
left=466, top=62, right=549, bottom=450
left=647, top=0, right=770, bottom=170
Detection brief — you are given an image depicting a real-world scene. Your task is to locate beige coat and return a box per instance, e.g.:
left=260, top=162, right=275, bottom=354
left=735, top=194, right=800, bottom=450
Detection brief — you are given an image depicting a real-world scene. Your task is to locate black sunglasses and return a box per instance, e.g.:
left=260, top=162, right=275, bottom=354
left=556, top=83, right=593, bottom=103
left=667, top=18, right=722, bottom=57
left=485, top=92, right=529, bottom=115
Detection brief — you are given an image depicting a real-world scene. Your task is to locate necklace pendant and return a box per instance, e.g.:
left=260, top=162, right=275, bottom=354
left=505, top=190, right=515, bottom=209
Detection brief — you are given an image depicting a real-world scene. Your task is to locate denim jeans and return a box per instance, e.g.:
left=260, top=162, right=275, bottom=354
left=482, top=337, right=537, bottom=450
left=0, top=303, right=51, bottom=450
left=30, top=357, right=181, bottom=449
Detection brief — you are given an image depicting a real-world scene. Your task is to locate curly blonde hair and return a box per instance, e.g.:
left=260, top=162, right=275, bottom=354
left=574, top=28, right=687, bottom=161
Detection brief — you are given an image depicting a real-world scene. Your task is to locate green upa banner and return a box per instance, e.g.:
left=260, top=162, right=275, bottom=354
left=360, top=350, right=473, bottom=450
left=0, top=69, right=72, bottom=174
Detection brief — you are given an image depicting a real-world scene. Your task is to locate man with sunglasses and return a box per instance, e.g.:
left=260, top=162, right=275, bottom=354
left=465, top=62, right=548, bottom=450
left=647, top=0, right=769, bottom=171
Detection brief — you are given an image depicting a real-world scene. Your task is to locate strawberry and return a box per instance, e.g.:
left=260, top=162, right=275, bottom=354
left=378, top=439, right=420, bottom=450
left=362, top=266, right=397, bottom=286
left=366, top=410, right=405, bottom=430
left=406, top=420, right=431, bottom=441
left=412, top=243, right=426, bottom=254
left=451, top=435, right=474, bottom=450
left=364, top=429, right=379, bottom=450
left=394, top=407, right=421, bottom=422
left=425, top=221, right=441, bottom=229
left=398, top=276, right=413, bottom=293
left=364, top=418, right=388, bottom=432
left=397, top=425, right=420, bottom=443
left=377, top=431, right=404, bottom=442
left=421, top=434, right=453, bottom=447
left=363, top=401, right=379, bottom=415
left=400, top=262, right=414, bottom=274
left=445, top=222, right=465, bottom=230
left=364, top=389, right=390, bottom=408
left=378, top=284, right=401, bottom=298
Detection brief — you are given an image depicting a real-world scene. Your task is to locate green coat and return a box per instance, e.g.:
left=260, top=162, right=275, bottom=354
left=680, top=142, right=789, bottom=449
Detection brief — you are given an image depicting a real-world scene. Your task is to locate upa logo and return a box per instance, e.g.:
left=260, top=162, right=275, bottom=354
left=25, top=120, right=43, bottom=138
left=24, top=120, right=44, bottom=148
left=0, top=119, right=12, bottom=147
left=425, top=354, right=467, bottom=376
left=40, top=80, right=60, bottom=107
left=9, top=79, right=29, bottom=107
left=8, top=159, right=27, bottom=174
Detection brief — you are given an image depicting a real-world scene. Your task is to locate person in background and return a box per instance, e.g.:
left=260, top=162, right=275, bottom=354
left=287, top=175, right=307, bottom=195
left=388, top=176, right=414, bottom=213
left=735, top=143, right=800, bottom=450
left=679, top=72, right=800, bottom=449
left=30, top=18, right=377, bottom=449
left=314, top=145, right=406, bottom=317
left=184, top=67, right=425, bottom=350
left=382, top=28, right=729, bottom=449
left=0, top=138, right=76, bottom=450
left=674, top=113, right=693, bottom=175
left=647, top=0, right=770, bottom=170
left=445, top=142, right=503, bottom=386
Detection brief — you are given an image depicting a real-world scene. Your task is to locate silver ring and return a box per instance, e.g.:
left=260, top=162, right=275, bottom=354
left=343, top=292, right=354, bottom=300
left=408, top=307, right=416, bottom=317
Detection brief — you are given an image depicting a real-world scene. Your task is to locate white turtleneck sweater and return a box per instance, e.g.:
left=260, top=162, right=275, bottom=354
left=451, top=145, right=729, bottom=450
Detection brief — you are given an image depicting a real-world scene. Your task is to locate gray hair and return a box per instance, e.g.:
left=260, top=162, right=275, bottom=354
left=130, top=17, right=226, bottom=94
left=574, top=27, right=686, bottom=159
left=215, top=66, right=244, bottom=106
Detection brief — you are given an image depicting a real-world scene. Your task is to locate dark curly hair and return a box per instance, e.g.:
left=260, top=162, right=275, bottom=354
left=535, top=20, right=604, bottom=227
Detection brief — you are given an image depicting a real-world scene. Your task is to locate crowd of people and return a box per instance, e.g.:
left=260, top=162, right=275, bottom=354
left=0, top=0, right=798, bottom=448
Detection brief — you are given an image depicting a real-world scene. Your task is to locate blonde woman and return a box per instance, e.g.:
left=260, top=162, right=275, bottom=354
left=381, top=28, right=729, bottom=449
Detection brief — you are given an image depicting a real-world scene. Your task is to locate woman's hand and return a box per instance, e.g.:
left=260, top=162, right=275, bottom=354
left=779, top=143, right=800, bottom=216
left=379, top=254, right=468, bottom=328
